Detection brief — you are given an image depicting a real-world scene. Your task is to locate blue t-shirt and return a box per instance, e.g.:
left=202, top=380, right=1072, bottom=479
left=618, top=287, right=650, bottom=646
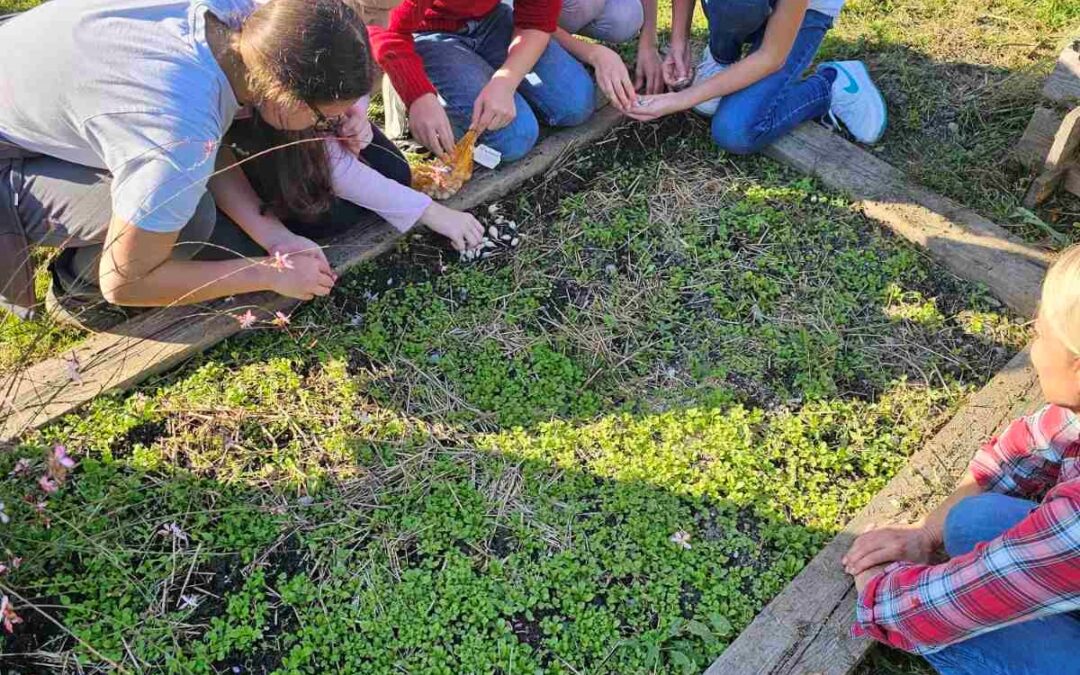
left=0, top=0, right=257, bottom=232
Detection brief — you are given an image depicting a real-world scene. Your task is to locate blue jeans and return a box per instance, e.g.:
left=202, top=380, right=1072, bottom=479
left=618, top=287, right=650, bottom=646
left=923, top=494, right=1080, bottom=675
left=701, top=0, right=834, bottom=154
left=413, top=4, right=595, bottom=162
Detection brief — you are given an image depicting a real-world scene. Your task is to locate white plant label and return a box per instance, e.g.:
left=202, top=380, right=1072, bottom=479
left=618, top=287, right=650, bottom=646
left=474, top=144, right=502, bottom=169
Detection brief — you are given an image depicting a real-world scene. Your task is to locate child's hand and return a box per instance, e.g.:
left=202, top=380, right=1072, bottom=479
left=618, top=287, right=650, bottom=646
left=419, top=202, right=484, bottom=251
left=338, top=108, right=374, bottom=156
left=472, top=77, right=517, bottom=133
left=842, top=522, right=936, bottom=576
left=662, top=41, right=692, bottom=90
left=410, top=93, right=457, bottom=159
left=587, top=44, right=635, bottom=112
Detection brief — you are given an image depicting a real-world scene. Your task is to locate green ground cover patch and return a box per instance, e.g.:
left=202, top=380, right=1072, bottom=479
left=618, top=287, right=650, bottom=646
left=0, top=0, right=1072, bottom=370
left=0, top=121, right=1028, bottom=672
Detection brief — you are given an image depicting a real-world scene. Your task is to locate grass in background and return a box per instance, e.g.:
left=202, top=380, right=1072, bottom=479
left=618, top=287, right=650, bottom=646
left=0, top=121, right=1028, bottom=672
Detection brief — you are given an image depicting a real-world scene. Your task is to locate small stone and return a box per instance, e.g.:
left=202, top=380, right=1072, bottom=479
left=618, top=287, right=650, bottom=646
left=298, top=496, right=314, bottom=506
left=386, top=277, right=394, bottom=286
left=604, top=264, right=617, bottom=275
left=948, top=122, right=959, bottom=134
left=488, top=225, right=499, bottom=239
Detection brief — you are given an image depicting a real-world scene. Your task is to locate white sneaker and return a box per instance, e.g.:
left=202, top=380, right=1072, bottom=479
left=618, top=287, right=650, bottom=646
left=691, top=48, right=727, bottom=117
left=817, top=60, right=887, bottom=144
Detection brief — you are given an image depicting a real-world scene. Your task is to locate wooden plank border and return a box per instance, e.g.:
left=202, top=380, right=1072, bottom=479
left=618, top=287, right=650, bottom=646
left=0, top=107, right=625, bottom=442
left=765, top=122, right=1050, bottom=318
left=707, top=121, right=1054, bottom=674
left=706, top=347, right=1042, bottom=675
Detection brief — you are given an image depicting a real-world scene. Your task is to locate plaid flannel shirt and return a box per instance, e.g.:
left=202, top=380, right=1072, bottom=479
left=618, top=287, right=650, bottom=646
left=852, top=403, right=1080, bottom=654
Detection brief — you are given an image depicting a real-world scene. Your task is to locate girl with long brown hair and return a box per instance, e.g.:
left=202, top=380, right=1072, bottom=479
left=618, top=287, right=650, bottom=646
left=0, top=0, right=481, bottom=330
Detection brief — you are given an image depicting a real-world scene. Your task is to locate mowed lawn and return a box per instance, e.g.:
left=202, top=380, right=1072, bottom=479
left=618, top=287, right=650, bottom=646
left=0, top=0, right=1076, bottom=673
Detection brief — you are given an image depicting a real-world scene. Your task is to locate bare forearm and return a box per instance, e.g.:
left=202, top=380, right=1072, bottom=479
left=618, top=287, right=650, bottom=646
left=640, top=0, right=658, bottom=47
left=921, top=471, right=985, bottom=546
left=669, top=0, right=694, bottom=45
left=552, top=28, right=598, bottom=63
left=497, top=28, right=550, bottom=86
left=101, top=256, right=276, bottom=307
left=674, top=51, right=781, bottom=108
left=209, top=146, right=291, bottom=251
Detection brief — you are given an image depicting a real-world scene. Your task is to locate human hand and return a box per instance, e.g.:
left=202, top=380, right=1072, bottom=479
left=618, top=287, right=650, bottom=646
left=419, top=202, right=484, bottom=251
left=662, top=41, right=693, bottom=90
left=338, top=107, right=374, bottom=156
left=267, top=252, right=336, bottom=300
left=842, top=522, right=937, bottom=576
left=409, top=93, right=456, bottom=159
left=624, top=92, right=688, bottom=122
left=635, top=43, right=666, bottom=95
left=471, top=77, right=517, bottom=133
left=853, top=563, right=890, bottom=594
left=588, top=44, right=636, bottom=112
left=264, top=231, right=334, bottom=278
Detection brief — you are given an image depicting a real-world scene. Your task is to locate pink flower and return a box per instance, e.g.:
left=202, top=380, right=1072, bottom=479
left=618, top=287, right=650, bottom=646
left=63, top=351, right=83, bottom=384
left=38, top=475, right=58, bottom=494
left=272, top=311, right=291, bottom=328
left=52, top=445, right=75, bottom=470
left=271, top=251, right=294, bottom=271
left=235, top=309, right=258, bottom=329
left=0, top=596, right=22, bottom=633
left=9, top=458, right=32, bottom=478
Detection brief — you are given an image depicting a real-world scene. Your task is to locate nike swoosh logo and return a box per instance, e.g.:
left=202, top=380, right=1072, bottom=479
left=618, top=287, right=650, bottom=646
left=833, top=64, right=859, bottom=94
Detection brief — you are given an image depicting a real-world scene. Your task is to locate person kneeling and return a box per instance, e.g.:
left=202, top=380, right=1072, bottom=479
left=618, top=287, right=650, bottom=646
left=846, top=246, right=1080, bottom=674
left=0, top=0, right=481, bottom=331
left=369, top=0, right=596, bottom=163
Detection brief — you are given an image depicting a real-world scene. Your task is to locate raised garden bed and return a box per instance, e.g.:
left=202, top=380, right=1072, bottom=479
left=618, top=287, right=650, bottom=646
left=0, top=119, right=1031, bottom=673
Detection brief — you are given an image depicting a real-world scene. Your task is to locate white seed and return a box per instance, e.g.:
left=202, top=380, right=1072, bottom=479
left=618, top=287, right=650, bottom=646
left=488, top=203, right=500, bottom=214
left=500, top=234, right=512, bottom=242
left=483, top=239, right=496, bottom=249
left=510, top=237, right=520, bottom=247
left=495, top=215, right=506, bottom=224
left=481, top=251, right=493, bottom=259
left=507, top=221, right=517, bottom=230
left=488, top=225, right=499, bottom=238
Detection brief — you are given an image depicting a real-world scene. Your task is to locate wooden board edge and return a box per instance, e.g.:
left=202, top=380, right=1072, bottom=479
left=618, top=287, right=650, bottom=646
left=705, top=347, right=1042, bottom=675
left=765, top=122, right=1050, bottom=318
left=0, top=110, right=628, bottom=442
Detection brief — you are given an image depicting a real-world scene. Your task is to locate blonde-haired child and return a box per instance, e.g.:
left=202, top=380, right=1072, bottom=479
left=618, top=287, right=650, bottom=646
left=845, top=246, right=1080, bottom=673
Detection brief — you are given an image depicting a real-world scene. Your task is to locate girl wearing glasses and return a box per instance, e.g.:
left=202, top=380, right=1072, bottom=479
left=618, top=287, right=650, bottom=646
left=0, top=0, right=482, bottom=330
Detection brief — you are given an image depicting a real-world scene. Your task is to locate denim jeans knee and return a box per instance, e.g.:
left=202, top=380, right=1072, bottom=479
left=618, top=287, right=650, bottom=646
left=703, top=0, right=773, bottom=64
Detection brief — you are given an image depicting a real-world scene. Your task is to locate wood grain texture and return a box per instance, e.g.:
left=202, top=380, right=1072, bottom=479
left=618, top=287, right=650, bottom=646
left=1043, top=41, right=1080, bottom=105
left=765, top=122, right=1050, bottom=317
left=1013, top=106, right=1064, bottom=169
left=705, top=348, right=1043, bottom=675
left=0, top=108, right=626, bottom=442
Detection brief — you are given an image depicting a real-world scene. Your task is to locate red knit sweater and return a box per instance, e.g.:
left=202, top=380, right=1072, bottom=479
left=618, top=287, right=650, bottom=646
left=368, top=0, right=561, bottom=108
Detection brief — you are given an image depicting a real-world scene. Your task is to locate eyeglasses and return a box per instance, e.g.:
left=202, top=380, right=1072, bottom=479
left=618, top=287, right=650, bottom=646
left=306, top=102, right=344, bottom=134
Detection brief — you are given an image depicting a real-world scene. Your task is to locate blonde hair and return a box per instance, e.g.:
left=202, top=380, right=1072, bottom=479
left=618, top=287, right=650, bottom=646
left=1041, top=244, right=1080, bottom=356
